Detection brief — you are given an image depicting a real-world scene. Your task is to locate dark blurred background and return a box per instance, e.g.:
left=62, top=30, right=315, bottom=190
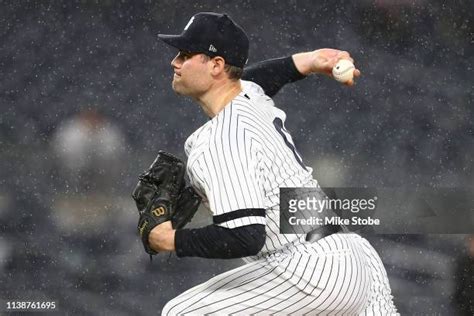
left=0, top=0, right=473, bottom=314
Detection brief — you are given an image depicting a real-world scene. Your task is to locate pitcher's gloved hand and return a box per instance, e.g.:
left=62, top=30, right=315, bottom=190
left=132, top=151, right=201, bottom=255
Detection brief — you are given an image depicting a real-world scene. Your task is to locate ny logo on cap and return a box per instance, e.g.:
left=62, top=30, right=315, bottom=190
left=209, top=44, right=217, bottom=52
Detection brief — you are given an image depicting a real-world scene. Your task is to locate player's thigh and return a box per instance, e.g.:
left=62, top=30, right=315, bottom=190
left=162, top=234, right=375, bottom=315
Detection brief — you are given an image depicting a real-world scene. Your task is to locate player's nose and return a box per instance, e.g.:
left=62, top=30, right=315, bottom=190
left=171, top=53, right=181, bottom=68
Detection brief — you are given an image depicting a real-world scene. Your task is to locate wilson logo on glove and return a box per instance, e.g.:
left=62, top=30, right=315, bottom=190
left=152, top=206, right=166, bottom=217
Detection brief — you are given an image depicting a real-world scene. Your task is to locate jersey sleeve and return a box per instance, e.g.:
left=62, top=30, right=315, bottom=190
left=198, top=106, right=267, bottom=229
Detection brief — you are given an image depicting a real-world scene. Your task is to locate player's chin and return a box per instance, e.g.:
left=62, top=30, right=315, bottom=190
left=172, top=79, right=198, bottom=97
left=171, top=81, right=183, bottom=94
left=172, top=83, right=189, bottom=96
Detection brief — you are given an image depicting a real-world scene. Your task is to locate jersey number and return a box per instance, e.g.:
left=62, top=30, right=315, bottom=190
left=273, top=118, right=307, bottom=171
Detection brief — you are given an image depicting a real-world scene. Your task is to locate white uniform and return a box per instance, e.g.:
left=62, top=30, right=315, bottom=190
left=163, top=81, right=398, bottom=315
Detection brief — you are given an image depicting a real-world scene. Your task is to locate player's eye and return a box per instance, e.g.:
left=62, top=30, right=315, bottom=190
left=178, top=51, right=194, bottom=60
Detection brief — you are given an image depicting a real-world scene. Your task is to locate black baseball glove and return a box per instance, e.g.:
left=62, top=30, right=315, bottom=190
left=132, top=151, right=201, bottom=255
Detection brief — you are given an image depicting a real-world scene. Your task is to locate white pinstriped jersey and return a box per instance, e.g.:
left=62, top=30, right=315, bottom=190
left=184, top=80, right=319, bottom=254
left=166, top=80, right=398, bottom=315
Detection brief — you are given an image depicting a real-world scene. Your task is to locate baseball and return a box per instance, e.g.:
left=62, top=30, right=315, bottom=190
left=332, top=59, right=355, bottom=83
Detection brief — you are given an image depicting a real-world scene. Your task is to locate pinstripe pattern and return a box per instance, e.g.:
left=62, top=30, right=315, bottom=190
left=165, top=81, right=397, bottom=315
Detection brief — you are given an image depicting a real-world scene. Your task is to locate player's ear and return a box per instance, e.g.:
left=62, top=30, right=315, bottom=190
left=209, top=56, right=226, bottom=76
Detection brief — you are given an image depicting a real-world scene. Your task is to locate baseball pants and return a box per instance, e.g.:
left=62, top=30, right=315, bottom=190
left=162, top=233, right=398, bottom=315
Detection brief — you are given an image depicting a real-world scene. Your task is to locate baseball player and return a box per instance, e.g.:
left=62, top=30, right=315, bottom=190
left=147, top=12, right=398, bottom=315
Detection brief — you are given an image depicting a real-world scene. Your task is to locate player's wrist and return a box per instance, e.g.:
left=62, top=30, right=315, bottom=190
left=292, top=51, right=316, bottom=76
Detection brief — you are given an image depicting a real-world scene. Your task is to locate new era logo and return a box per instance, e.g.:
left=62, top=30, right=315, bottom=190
left=208, top=44, right=217, bottom=53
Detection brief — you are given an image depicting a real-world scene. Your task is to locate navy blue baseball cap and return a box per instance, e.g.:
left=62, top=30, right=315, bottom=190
left=158, top=12, right=249, bottom=68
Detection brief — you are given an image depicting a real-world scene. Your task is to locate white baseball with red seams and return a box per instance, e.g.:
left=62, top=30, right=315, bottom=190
left=332, top=59, right=355, bottom=83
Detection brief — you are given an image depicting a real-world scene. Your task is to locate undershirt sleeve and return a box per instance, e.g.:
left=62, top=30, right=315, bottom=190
left=175, top=222, right=266, bottom=259
left=242, top=56, right=306, bottom=97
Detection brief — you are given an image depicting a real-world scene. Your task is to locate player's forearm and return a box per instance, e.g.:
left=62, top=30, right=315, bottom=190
left=241, top=50, right=347, bottom=97
left=149, top=221, right=176, bottom=252
left=242, top=56, right=305, bottom=97
left=174, top=224, right=266, bottom=258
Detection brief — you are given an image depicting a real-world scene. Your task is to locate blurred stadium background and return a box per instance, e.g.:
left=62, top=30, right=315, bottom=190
left=1, top=0, right=473, bottom=314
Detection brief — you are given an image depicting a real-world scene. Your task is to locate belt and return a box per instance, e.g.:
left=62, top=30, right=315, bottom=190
left=305, top=224, right=345, bottom=242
